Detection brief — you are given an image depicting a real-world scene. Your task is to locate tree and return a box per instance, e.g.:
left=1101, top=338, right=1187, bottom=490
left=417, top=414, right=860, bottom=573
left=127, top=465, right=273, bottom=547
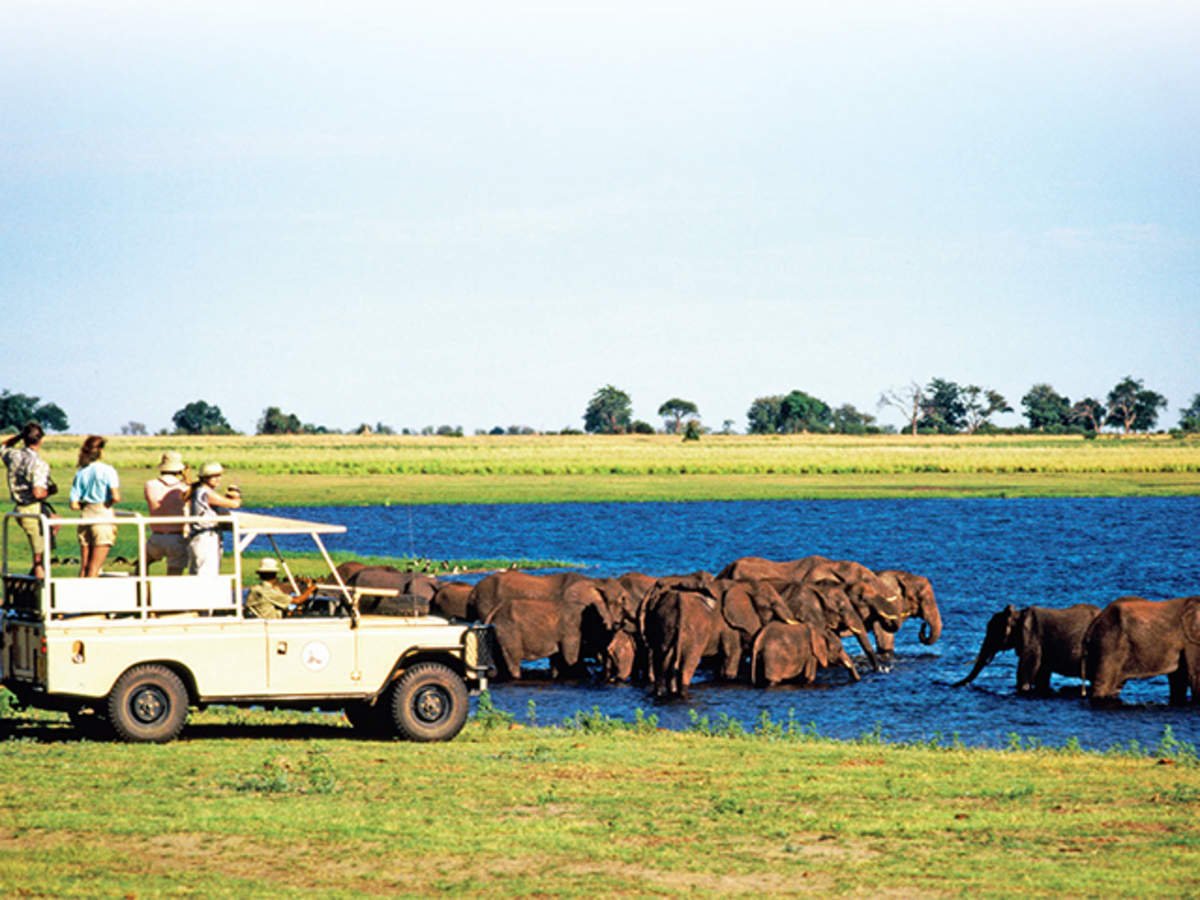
left=1021, top=384, right=1072, bottom=432
left=682, top=419, right=702, bottom=441
left=257, top=406, right=303, bottom=435
left=0, top=390, right=69, bottom=432
left=1070, top=397, right=1106, bottom=434
left=657, top=398, right=699, bottom=435
left=877, top=382, right=925, bottom=436
left=1105, top=376, right=1167, bottom=434
left=918, top=378, right=967, bottom=433
left=831, top=404, right=877, bottom=435
left=1180, top=395, right=1200, bottom=433
left=172, top=400, right=234, bottom=435
left=721, top=419, right=735, bottom=435
left=962, top=386, right=1012, bottom=434
left=583, top=385, right=633, bottom=434
left=746, top=395, right=784, bottom=435
left=779, top=390, right=832, bottom=433
left=120, top=421, right=148, bottom=436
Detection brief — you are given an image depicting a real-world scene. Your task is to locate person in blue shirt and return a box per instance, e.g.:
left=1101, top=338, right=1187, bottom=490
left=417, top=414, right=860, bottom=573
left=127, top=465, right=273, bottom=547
left=69, top=435, right=121, bottom=577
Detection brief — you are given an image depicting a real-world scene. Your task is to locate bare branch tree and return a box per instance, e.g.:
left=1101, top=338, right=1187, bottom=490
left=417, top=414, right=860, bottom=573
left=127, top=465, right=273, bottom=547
left=878, top=382, right=925, bottom=436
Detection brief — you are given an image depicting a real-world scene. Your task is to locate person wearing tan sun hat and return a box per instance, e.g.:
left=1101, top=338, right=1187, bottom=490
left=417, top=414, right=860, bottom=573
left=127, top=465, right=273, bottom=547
left=144, top=450, right=189, bottom=575
left=245, top=558, right=318, bottom=619
left=186, top=461, right=242, bottom=575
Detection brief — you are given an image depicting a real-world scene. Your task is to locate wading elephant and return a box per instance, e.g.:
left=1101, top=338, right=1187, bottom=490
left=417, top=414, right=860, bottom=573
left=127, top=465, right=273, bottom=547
left=719, top=556, right=903, bottom=638
left=751, top=621, right=860, bottom=686
left=638, top=576, right=795, bottom=686
left=772, top=580, right=893, bottom=672
left=953, top=603, right=1101, bottom=694
left=1083, top=596, right=1200, bottom=706
left=484, top=587, right=618, bottom=681
left=873, top=569, right=942, bottom=656
left=470, top=572, right=631, bottom=679
left=642, top=588, right=738, bottom=698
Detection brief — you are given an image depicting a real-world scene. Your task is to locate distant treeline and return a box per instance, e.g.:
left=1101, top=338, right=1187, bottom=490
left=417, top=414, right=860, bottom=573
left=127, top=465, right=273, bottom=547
left=4, top=377, right=1200, bottom=439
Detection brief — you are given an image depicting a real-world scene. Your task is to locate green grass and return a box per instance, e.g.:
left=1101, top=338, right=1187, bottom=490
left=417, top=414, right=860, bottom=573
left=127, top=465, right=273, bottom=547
left=1, top=706, right=1197, bottom=896
left=23, top=433, right=1200, bottom=505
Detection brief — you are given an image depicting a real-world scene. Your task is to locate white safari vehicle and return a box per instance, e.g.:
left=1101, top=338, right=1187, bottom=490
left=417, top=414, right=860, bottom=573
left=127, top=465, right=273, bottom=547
left=0, top=509, right=491, bottom=743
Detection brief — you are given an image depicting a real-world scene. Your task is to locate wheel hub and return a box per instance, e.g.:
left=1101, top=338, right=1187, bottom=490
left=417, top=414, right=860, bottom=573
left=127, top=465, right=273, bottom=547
left=131, top=687, right=168, bottom=725
left=414, top=686, right=447, bottom=723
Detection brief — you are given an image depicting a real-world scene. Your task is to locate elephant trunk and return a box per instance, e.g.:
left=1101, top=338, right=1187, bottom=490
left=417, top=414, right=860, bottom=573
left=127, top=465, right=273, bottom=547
left=919, top=601, right=943, bottom=645
left=953, top=647, right=996, bottom=687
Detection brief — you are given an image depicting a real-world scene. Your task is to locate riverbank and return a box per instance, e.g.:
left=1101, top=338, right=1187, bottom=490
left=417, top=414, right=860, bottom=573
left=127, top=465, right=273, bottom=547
left=0, top=706, right=1195, bottom=895
left=28, top=433, right=1200, bottom=505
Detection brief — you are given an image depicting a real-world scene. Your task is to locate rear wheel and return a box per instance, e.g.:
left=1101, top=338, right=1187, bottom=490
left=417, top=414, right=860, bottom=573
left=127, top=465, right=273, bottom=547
left=389, top=663, right=469, bottom=742
left=106, top=665, right=189, bottom=743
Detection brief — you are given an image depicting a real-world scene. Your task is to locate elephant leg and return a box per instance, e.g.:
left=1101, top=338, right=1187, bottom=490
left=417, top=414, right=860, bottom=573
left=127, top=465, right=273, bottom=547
left=852, top=628, right=881, bottom=672
left=1016, top=646, right=1043, bottom=695
left=872, top=621, right=896, bottom=657
left=1168, top=663, right=1190, bottom=706
left=492, top=624, right=524, bottom=681
left=718, top=631, right=743, bottom=681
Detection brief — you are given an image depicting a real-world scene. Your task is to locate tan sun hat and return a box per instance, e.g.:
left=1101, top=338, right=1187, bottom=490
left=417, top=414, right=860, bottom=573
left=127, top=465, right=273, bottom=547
left=158, top=451, right=185, bottom=474
left=199, top=462, right=224, bottom=479
left=257, top=558, right=281, bottom=576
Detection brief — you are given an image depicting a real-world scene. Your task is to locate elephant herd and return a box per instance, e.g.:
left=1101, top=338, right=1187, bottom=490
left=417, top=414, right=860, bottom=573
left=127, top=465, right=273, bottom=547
left=956, top=595, right=1200, bottom=706
left=334, top=555, right=943, bottom=699
left=335, top=558, right=1200, bottom=706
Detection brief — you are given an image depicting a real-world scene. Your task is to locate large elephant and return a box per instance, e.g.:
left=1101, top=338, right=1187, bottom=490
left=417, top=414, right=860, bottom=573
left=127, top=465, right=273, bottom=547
left=773, top=580, right=889, bottom=672
left=719, top=555, right=903, bottom=636
left=750, top=621, right=860, bottom=687
left=1083, top=596, right=1200, bottom=705
left=873, top=569, right=942, bottom=655
left=484, top=595, right=604, bottom=680
left=470, top=572, right=628, bottom=680
left=954, top=603, right=1101, bottom=694
left=642, top=588, right=739, bottom=698
left=638, top=576, right=794, bottom=685
left=469, top=571, right=626, bottom=622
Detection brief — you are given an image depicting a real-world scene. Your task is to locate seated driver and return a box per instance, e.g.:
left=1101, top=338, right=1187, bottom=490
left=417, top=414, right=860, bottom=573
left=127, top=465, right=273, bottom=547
left=245, top=558, right=311, bottom=619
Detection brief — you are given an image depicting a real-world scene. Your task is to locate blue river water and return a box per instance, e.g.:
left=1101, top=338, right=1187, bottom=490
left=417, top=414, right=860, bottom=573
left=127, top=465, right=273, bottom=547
left=260, top=497, right=1200, bottom=750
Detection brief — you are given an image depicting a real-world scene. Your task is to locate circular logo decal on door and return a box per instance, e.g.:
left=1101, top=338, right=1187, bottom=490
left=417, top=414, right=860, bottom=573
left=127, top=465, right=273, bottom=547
left=301, top=641, right=331, bottom=672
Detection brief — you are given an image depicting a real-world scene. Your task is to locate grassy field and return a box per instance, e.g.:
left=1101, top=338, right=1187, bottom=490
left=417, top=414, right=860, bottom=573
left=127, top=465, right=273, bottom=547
left=0, top=706, right=1197, bottom=896
left=24, top=432, right=1200, bottom=506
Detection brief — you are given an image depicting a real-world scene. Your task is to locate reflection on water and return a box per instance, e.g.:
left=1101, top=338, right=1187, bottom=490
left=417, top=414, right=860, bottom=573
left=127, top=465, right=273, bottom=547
left=261, top=497, right=1200, bottom=750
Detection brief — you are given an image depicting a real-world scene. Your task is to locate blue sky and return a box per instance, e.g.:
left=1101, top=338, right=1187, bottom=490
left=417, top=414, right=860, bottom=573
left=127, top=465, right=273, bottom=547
left=2, top=1, right=1197, bottom=434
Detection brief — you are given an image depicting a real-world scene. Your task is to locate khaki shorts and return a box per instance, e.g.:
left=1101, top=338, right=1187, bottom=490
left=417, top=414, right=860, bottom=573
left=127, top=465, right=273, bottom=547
left=13, top=502, right=44, bottom=556
left=77, top=503, right=116, bottom=548
left=146, top=532, right=188, bottom=572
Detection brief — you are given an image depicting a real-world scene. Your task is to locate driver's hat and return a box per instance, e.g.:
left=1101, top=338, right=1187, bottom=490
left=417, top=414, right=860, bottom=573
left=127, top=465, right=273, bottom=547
left=257, top=558, right=281, bottom=576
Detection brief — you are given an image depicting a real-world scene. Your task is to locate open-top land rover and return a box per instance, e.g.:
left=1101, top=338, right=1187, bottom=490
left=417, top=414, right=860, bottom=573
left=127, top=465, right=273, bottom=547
left=0, top=509, right=490, bottom=742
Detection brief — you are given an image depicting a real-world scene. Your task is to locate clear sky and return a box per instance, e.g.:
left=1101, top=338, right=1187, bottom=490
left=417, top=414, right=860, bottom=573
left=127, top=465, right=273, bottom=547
left=2, top=1, right=1197, bottom=434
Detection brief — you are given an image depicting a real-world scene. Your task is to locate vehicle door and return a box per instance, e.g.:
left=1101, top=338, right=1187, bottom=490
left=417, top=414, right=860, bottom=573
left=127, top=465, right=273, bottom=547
left=263, top=613, right=361, bottom=696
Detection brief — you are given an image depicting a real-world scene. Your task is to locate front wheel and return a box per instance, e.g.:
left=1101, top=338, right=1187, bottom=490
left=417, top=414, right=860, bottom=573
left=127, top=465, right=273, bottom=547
left=106, top=664, right=189, bottom=743
left=389, top=663, right=469, bottom=742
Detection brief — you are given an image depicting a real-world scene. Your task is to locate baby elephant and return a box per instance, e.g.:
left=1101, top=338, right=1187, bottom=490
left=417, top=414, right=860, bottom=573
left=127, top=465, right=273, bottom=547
left=955, top=603, right=1101, bottom=695
left=750, top=621, right=860, bottom=687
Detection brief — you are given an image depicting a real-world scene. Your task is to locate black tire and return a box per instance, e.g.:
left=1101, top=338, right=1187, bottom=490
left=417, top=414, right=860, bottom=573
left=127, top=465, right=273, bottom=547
left=344, top=700, right=394, bottom=738
left=389, top=663, right=469, bottom=742
left=106, top=664, right=189, bottom=743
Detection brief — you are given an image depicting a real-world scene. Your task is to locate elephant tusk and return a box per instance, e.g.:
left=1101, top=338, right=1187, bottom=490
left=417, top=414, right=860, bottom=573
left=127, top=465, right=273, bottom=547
left=784, top=617, right=799, bottom=626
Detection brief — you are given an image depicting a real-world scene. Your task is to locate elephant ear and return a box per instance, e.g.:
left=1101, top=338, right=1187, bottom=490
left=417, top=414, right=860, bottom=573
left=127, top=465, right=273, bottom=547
left=1183, top=597, right=1200, bottom=645
left=721, top=584, right=762, bottom=634
left=809, top=625, right=830, bottom=668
